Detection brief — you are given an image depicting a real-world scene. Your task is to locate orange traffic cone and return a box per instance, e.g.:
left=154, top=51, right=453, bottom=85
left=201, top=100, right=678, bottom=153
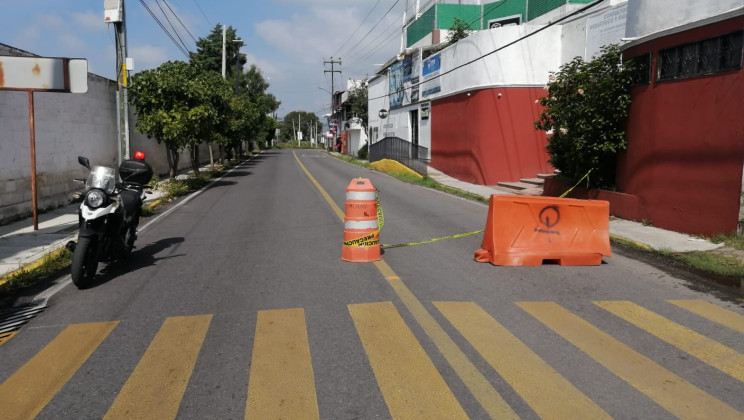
left=342, top=178, right=381, bottom=262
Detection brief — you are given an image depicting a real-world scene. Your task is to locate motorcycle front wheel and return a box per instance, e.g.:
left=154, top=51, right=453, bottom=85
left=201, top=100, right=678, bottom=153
left=71, top=237, right=99, bottom=288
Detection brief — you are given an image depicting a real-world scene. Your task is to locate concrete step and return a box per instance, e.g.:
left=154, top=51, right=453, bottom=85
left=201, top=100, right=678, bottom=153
left=520, top=177, right=544, bottom=186
left=497, top=181, right=534, bottom=190
left=537, top=173, right=556, bottom=179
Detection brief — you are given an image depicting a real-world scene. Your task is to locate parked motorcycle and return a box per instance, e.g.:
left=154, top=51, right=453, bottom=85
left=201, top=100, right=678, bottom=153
left=66, top=152, right=153, bottom=288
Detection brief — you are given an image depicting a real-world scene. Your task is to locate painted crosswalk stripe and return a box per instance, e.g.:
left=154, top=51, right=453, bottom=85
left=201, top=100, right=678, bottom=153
left=595, top=300, right=744, bottom=382
left=434, top=301, right=612, bottom=420
left=104, top=315, right=212, bottom=420
left=667, top=299, right=744, bottom=334
left=0, top=321, right=118, bottom=420
left=518, top=302, right=744, bottom=420
left=245, top=308, right=319, bottom=420
left=349, top=301, right=469, bottom=419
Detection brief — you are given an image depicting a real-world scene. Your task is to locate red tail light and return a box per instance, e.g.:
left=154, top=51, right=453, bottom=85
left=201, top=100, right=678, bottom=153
left=134, top=151, right=146, bottom=160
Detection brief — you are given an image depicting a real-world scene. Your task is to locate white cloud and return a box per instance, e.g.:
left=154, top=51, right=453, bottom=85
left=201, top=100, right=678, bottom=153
left=72, top=10, right=108, bottom=33
left=128, top=45, right=174, bottom=72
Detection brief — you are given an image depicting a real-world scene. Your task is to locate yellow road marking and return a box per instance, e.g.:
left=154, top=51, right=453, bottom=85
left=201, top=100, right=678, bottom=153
left=349, top=302, right=468, bottom=419
left=293, top=151, right=345, bottom=220
left=595, top=301, right=744, bottom=382
left=104, top=315, right=211, bottom=420
left=0, top=321, right=118, bottom=420
left=668, top=299, right=744, bottom=334
left=245, top=308, right=319, bottom=420
left=0, top=331, right=17, bottom=346
left=294, top=150, right=517, bottom=418
left=518, top=302, right=744, bottom=420
left=434, top=301, right=611, bottom=420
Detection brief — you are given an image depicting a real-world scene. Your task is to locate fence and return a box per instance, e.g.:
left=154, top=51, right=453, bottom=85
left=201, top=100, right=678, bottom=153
left=369, top=137, right=430, bottom=176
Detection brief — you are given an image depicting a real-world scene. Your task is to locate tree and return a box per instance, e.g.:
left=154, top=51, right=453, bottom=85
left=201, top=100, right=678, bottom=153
left=346, top=80, right=368, bottom=130
left=446, top=17, right=473, bottom=46
left=534, top=45, right=634, bottom=189
left=128, top=61, right=232, bottom=178
left=280, top=111, right=320, bottom=144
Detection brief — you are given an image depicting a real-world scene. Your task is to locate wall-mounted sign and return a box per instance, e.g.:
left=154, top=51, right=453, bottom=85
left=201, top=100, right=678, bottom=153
left=378, top=109, right=389, bottom=119
left=420, top=102, right=430, bottom=120
left=487, top=15, right=522, bottom=29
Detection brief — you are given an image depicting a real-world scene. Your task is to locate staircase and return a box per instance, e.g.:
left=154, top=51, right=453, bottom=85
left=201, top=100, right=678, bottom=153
left=497, top=173, right=554, bottom=196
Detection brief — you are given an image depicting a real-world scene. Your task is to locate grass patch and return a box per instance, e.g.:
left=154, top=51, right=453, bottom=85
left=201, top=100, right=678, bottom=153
left=710, top=232, right=744, bottom=251
left=330, top=154, right=488, bottom=203
left=0, top=249, right=73, bottom=298
left=674, top=251, right=744, bottom=278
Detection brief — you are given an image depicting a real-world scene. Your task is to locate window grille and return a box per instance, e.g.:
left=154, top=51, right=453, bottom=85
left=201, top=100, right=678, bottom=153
left=658, top=30, right=743, bottom=81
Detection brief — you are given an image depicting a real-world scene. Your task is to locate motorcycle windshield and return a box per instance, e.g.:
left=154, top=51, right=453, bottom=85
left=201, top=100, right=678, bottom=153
left=86, top=166, right=116, bottom=194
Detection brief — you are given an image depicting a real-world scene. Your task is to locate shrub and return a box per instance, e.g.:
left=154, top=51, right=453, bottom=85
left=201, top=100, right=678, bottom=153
left=535, top=44, right=634, bottom=189
left=357, top=143, right=369, bottom=160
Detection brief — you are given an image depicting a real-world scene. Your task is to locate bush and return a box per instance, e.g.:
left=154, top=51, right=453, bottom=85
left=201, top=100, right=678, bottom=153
left=535, top=45, right=634, bottom=189
left=357, top=143, right=369, bottom=160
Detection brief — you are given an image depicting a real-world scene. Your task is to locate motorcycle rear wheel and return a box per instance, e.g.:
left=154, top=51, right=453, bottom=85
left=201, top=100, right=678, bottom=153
left=71, top=237, right=99, bottom=288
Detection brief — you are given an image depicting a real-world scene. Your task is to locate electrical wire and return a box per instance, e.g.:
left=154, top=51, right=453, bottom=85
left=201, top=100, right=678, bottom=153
left=333, top=0, right=385, bottom=57
left=367, top=0, right=604, bottom=102
left=335, top=0, right=402, bottom=61
left=162, top=0, right=198, bottom=43
left=192, top=0, right=211, bottom=26
left=137, top=0, right=190, bottom=58
left=155, top=0, right=192, bottom=53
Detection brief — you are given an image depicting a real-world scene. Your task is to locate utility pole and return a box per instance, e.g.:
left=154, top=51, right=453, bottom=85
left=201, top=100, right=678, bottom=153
left=106, top=0, right=130, bottom=165
left=324, top=57, right=341, bottom=145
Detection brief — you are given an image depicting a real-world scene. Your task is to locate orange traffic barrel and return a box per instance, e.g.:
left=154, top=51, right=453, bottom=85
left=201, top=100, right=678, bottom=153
left=342, top=178, right=381, bottom=262
left=474, top=195, right=611, bottom=266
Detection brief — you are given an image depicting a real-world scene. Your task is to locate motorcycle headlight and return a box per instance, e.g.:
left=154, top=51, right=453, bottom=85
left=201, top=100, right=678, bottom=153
left=85, top=189, right=106, bottom=208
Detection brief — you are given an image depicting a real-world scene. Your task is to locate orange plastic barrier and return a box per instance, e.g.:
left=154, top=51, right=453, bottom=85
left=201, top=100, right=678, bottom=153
left=474, top=195, right=611, bottom=266
left=342, top=178, right=381, bottom=262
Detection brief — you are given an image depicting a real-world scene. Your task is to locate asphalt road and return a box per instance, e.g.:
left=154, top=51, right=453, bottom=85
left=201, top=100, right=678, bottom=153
left=1, top=149, right=742, bottom=419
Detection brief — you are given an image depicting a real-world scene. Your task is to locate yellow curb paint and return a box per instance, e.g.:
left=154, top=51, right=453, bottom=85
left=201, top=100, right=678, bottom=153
left=0, top=331, right=18, bottom=347
left=295, top=150, right=518, bottom=418
left=104, top=315, right=211, bottom=420
left=0, top=321, right=118, bottom=420
left=434, top=301, right=611, bottom=420
left=0, top=247, right=69, bottom=287
left=518, top=302, right=743, bottom=420
left=245, top=308, right=319, bottom=420
left=349, top=302, right=468, bottom=419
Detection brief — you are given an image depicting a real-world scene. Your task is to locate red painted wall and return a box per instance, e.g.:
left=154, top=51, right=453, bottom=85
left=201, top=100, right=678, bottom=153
left=619, top=16, right=744, bottom=235
left=430, top=88, right=553, bottom=185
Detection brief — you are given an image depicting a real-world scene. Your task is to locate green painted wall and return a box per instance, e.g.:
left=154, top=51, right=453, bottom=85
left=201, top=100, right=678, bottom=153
left=436, top=4, right=482, bottom=30
left=407, top=6, right=436, bottom=46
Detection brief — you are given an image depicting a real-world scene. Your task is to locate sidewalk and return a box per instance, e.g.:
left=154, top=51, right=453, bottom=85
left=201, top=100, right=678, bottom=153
left=425, top=166, right=725, bottom=253
left=0, top=189, right=166, bottom=279
left=0, top=161, right=728, bottom=281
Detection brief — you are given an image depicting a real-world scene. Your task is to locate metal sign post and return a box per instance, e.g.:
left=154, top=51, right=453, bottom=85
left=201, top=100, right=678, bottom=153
left=0, top=56, right=88, bottom=230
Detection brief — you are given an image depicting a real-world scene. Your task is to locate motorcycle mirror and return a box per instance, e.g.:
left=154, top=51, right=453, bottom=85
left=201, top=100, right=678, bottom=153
left=78, top=156, right=91, bottom=170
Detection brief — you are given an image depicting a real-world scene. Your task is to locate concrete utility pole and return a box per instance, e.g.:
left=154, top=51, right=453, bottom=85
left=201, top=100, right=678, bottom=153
left=324, top=57, right=341, bottom=144
left=107, top=0, right=130, bottom=164
left=222, top=25, right=227, bottom=78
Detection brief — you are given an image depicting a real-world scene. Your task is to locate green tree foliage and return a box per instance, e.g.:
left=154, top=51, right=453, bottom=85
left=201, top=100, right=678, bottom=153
left=346, top=80, right=368, bottom=129
left=446, top=17, right=473, bottom=46
left=534, top=45, right=634, bottom=189
left=128, top=61, right=232, bottom=178
left=279, top=111, right=320, bottom=144
left=190, top=24, right=245, bottom=80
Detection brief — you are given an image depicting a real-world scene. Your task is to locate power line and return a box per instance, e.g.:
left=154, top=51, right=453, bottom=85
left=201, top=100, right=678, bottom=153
left=368, top=0, right=604, bottom=102
left=162, top=0, right=198, bottom=43
left=333, top=0, right=385, bottom=57
left=137, top=0, right=190, bottom=58
left=335, top=0, right=402, bottom=60
left=192, top=0, right=211, bottom=26
left=155, top=0, right=191, bottom=53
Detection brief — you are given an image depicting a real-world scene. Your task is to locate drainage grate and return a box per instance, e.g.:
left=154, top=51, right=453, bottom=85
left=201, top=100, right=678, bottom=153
left=0, top=304, right=48, bottom=343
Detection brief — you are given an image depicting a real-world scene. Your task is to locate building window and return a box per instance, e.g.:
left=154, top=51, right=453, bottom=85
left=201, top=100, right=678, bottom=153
left=627, top=53, right=651, bottom=85
left=658, top=30, right=743, bottom=81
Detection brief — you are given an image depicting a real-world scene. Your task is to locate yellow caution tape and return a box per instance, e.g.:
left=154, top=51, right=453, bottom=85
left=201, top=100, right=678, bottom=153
left=559, top=169, right=593, bottom=198
left=381, top=230, right=484, bottom=249
left=344, top=194, right=484, bottom=249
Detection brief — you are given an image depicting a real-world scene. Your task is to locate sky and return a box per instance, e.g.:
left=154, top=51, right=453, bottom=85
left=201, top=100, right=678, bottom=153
left=0, top=0, right=416, bottom=119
